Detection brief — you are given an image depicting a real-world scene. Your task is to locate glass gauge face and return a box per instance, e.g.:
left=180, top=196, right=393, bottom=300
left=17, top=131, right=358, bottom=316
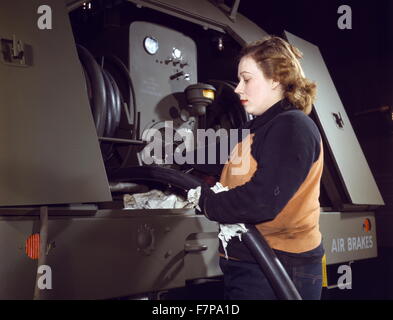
left=143, top=36, right=159, bottom=55
left=172, top=47, right=182, bottom=59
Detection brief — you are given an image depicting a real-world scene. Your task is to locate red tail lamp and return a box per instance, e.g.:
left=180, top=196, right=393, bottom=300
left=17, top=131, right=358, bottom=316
left=25, top=234, right=40, bottom=260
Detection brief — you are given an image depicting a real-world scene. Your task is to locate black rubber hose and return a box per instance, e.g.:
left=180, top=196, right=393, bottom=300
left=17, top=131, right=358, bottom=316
left=104, top=55, right=137, bottom=140
left=77, top=44, right=107, bottom=137
left=102, top=70, right=115, bottom=138
left=100, top=70, right=116, bottom=161
left=109, top=166, right=302, bottom=300
left=242, top=225, right=302, bottom=300
left=108, top=166, right=204, bottom=190
left=105, top=71, right=122, bottom=137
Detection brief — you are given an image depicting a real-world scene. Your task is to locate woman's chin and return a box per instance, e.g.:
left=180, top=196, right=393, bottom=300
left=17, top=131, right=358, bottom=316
left=245, top=106, right=257, bottom=116
left=244, top=105, right=253, bottom=113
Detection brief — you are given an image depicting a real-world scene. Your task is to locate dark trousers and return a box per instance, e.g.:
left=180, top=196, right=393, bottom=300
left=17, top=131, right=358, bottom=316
left=219, top=249, right=323, bottom=300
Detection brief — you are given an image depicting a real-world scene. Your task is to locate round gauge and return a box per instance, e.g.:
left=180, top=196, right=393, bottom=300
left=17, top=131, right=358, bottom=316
left=172, top=47, right=182, bottom=59
left=143, top=36, right=159, bottom=55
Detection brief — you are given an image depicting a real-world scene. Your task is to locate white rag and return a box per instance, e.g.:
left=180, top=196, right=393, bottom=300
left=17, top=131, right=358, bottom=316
left=187, top=186, right=202, bottom=211
left=124, top=189, right=192, bottom=209
left=218, top=223, right=248, bottom=260
left=187, top=182, right=248, bottom=259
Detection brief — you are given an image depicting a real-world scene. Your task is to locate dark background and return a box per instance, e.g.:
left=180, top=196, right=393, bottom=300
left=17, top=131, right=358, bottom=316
left=239, top=0, right=393, bottom=120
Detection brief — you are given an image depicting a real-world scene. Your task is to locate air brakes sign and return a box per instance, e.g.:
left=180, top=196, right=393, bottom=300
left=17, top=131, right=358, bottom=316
left=332, top=217, right=373, bottom=252
left=331, top=235, right=373, bottom=253
left=320, top=213, right=378, bottom=265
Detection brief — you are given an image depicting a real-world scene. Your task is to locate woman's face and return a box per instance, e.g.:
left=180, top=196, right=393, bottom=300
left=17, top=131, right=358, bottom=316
left=234, top=56, right=283, bottom=116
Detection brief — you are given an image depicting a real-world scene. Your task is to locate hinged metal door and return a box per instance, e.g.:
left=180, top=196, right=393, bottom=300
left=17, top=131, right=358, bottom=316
left=0, top=0, right=111, bottom=206
left=285, top=31, right=384, bottom=205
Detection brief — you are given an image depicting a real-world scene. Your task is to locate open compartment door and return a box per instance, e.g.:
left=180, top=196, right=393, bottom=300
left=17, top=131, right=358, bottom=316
left=0, top=0, right=111, bottom=206
left=285, top=31, right=384, bottom=206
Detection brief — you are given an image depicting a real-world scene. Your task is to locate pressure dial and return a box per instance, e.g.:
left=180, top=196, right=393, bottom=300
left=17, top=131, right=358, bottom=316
left=143, top=36, right=159, bottom=55
left=172, top=47, right=182, bottom=60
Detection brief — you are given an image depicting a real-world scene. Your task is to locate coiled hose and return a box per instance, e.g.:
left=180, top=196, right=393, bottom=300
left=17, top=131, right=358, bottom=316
left=77, top=45, right=134, bottom=163
left=77, top=44, right=107, bottom=137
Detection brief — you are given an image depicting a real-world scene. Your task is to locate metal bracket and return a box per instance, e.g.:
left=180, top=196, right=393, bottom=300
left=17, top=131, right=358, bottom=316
left=332, top=112, right=345, bottom=129
left=184, top=243, right=208, bottom=253
left=0, top=35, right=28, bottom=67
left=214, top=0, right=241, bottom=22
left=229, top=0, right=240, bottom=22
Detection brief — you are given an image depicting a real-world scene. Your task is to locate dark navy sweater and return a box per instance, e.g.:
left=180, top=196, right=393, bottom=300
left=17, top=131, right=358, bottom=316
left=196, top=98, right=324, bottom=261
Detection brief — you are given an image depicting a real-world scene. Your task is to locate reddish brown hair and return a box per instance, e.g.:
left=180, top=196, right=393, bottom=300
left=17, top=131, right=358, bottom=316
left=239, top=36, right=316, bottom=114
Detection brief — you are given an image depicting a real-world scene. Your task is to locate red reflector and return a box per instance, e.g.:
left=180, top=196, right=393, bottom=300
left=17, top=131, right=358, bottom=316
left=25, top=234, right=40, bottom=260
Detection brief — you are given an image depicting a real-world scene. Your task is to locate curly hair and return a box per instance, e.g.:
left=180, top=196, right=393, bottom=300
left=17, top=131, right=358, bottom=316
left=239, top=36, right=316, bottom=115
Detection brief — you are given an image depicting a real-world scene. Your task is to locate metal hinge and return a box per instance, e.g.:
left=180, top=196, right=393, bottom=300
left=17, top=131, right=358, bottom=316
left=1, top=35, right=29, bottom=67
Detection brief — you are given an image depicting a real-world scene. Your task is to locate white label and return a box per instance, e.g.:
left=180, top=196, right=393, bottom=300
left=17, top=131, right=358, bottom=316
left=331, top=236, right=373, bottom=253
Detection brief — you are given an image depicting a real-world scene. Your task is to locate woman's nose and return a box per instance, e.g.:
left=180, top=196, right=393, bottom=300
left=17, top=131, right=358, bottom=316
left=234, top=82, right=242, bottom=95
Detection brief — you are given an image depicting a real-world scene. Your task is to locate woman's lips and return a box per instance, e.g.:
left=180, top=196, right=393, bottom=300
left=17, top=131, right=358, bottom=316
left=240, top=99, right=248, bottom=105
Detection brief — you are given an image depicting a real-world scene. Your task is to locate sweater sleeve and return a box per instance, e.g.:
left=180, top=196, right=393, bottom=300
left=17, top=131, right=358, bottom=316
left=202, top=114, right=321, bottom=224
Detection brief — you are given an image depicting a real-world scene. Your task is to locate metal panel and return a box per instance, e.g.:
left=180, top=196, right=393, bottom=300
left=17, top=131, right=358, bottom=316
left=0, top=0, right=111, bottom=206
left=285, top=31, right=384, bottom=206
left=320, top=212, right=377, bottom=265
left=184, top=232, right=222, bottom=280
left=0, top=208, right=377, bottom=298
left=127, top=0, right=268, bottom=45
left=129, top=21, right=198, bottom=135
left=0, top=209, right=220, bottom=299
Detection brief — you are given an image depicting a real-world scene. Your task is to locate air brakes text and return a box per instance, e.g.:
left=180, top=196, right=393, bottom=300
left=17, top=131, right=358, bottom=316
left=331, top=235, right=373, bottom=253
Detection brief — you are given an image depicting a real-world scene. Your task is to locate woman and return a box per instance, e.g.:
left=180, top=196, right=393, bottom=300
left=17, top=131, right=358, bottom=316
left=197, top=36, right=325, bottom=300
